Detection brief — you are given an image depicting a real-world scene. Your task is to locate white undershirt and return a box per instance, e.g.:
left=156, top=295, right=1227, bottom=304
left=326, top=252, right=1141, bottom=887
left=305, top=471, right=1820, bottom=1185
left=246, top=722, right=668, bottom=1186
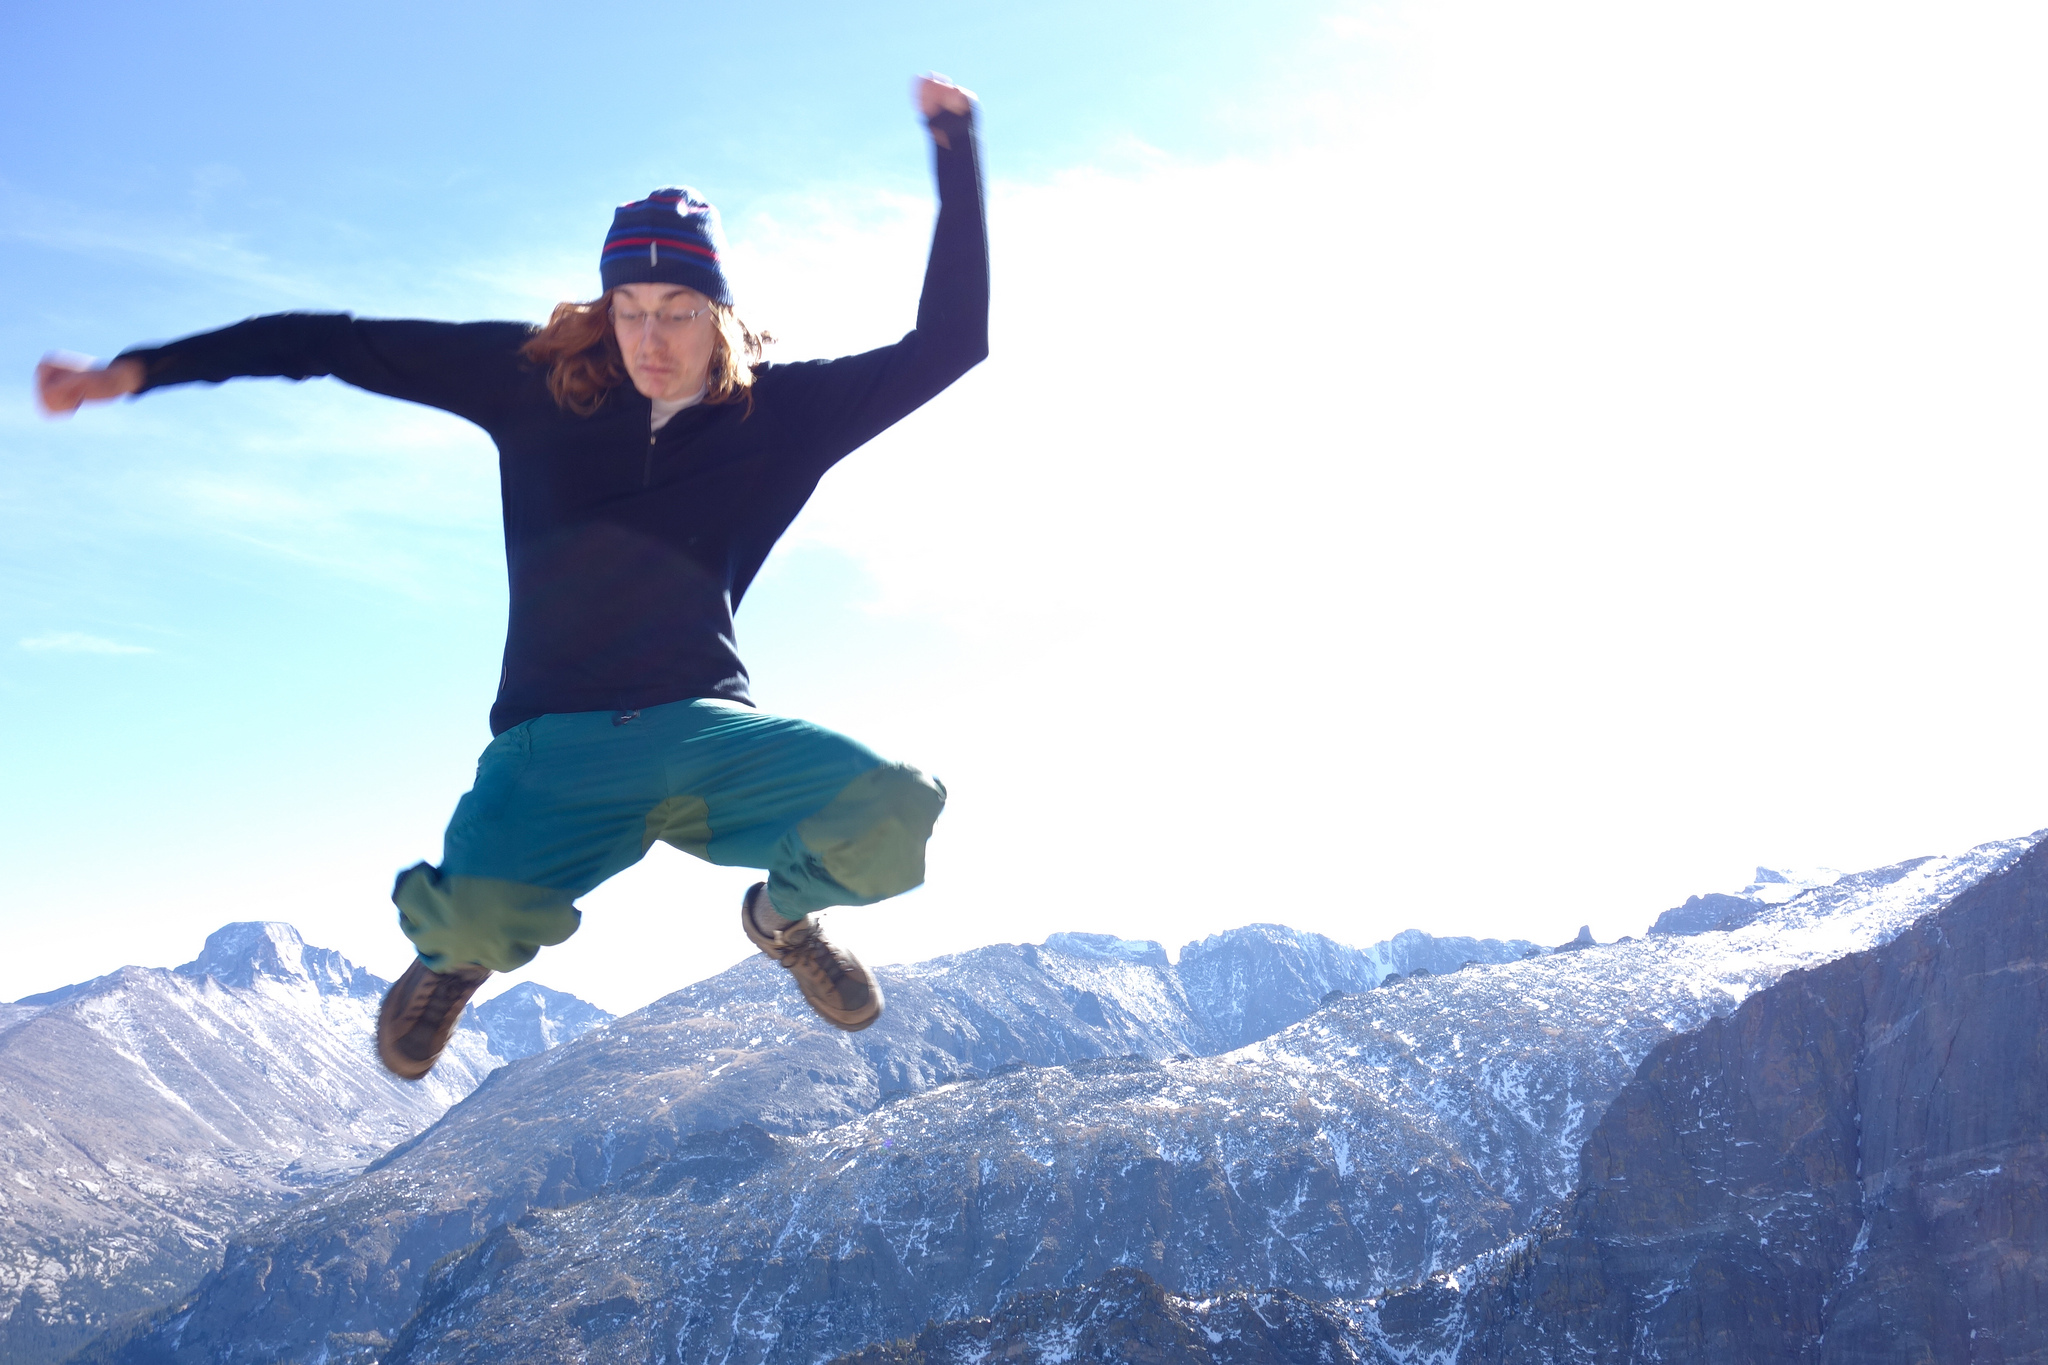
left=650, top=386, right=707, bottom=431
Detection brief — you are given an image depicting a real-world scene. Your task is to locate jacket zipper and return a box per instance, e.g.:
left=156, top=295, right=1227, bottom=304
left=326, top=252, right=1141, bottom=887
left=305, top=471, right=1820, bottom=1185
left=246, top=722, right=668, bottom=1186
left=644, top=430, right=655, bottom=486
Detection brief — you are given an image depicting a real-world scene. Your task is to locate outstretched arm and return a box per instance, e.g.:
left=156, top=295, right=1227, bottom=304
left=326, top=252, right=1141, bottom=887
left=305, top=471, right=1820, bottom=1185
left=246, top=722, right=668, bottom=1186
left=35, top=316, right=531, bottom=429
left=35, top=354, right=144, bottom=418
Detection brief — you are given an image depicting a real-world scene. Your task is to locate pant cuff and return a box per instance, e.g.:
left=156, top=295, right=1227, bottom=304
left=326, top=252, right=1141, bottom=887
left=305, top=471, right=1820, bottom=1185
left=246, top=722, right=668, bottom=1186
left=391, top=862, right=582, bottom=973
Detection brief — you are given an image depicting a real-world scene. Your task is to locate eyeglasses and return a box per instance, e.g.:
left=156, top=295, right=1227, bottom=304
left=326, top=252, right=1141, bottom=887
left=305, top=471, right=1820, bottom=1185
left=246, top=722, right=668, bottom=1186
left=610, top=304, right=711, bottom=335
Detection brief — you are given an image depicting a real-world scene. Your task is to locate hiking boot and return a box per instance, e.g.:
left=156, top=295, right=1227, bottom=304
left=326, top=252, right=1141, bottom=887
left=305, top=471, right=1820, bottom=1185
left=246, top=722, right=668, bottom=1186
left=740, top=882, right=884, bottom=1032
left=377, top=958, right=491, bottom=1080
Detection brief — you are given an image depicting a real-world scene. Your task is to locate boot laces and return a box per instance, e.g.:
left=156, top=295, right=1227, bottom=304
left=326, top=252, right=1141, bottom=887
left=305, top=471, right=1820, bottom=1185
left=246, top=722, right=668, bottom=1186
left=414, top=969, right=478, bottom=1031
left=784, top=922, right=850, bottom=984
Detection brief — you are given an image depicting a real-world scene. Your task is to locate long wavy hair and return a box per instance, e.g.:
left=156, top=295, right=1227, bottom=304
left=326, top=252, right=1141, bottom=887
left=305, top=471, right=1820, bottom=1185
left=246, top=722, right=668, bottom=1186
left=520, top=289, right=771, bottom=417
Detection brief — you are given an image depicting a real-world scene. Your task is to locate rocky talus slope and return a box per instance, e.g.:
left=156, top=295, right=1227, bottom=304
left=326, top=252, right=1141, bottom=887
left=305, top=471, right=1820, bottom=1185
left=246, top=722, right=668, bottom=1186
left=1353, top=831, right=2048, bottom=1363
left=833, top=1266, right=1364, bottom=1365
left=0, top=924, right=602, bottom=1365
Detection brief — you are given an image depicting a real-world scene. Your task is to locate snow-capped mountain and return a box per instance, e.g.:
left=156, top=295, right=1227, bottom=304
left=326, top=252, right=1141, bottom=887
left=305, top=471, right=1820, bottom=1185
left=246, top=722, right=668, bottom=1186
left=1349, top=832, right=2048, bottom=1363
left=1648, top=863, right=1844, bottom=936
left=828, top=837, right=2048, bottom=1365
left=360, top=837, right=2034, bottom=1365
left=1178, top=924, right=1541, bottom=1050
left=0, top=923, right=602, bottom=1365
left=84, top=833, right=2037, bottom=1365
left=1742, top=864, right=1843, bottom=902
left=86, top=919, right=1536, bottom=1363
left=472, top=982, right=614, bottom=1062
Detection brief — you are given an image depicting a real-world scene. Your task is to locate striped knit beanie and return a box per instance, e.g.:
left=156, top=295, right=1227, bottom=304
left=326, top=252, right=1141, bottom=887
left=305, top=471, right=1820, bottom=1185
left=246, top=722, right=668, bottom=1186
left=600, top=187, right=732, bottom=305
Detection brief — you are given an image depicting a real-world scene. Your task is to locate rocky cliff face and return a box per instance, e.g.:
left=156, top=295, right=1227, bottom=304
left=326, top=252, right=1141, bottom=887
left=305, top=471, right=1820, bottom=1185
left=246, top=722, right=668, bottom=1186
left=0, top=924, right=600, bottom=1365
left=1356, top=834, right=2048, bottom=1363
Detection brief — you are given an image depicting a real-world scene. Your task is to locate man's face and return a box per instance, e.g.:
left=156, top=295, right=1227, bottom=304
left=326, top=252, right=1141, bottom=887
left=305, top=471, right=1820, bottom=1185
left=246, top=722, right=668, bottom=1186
left=611, top=283, right=717, bottom=402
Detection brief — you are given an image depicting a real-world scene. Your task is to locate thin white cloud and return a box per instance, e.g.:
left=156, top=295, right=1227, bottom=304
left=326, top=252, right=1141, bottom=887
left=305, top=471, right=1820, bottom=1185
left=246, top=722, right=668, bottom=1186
left=20, top=632, right=154, bottom=656
left=0, top=177, right=324, bottom=303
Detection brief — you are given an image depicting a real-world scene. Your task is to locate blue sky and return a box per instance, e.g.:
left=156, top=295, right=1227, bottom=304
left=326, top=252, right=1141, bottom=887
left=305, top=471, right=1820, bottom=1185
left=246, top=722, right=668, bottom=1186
left=5, top=1, right=2046, bottom=1012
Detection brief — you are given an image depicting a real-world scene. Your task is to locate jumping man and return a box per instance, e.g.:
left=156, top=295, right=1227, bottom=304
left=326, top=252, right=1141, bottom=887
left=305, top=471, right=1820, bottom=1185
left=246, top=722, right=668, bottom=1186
left=36, top=76, right=988, bottom=1078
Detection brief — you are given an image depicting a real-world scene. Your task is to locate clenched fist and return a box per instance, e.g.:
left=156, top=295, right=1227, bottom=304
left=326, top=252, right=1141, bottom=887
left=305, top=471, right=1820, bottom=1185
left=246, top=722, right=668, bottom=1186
left=35, top=355, right=144, bottom=418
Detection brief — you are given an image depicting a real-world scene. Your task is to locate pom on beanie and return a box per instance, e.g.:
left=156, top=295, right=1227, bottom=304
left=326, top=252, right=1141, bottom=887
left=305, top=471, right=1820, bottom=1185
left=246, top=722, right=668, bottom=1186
left=600, top=187, right=732, bottom=304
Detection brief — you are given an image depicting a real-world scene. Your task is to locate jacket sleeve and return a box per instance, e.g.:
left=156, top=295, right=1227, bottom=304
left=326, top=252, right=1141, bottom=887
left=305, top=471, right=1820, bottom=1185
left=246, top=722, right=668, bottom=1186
left=766, top=106, right=991, bottom=468
left=116, top=315, right=532, bottom=428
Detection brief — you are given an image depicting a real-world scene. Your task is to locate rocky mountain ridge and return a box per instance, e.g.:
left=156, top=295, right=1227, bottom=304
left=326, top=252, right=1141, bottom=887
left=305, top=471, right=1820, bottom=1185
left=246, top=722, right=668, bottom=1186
left=79, top=918, right=1543, bottom=1364
left=836, top=834, right=2047, bottom=1365
left=1350, top=830, right=2048, bottom=1362
left=0, top=923, right=603, bottom=1365
left=90, top=833, right=2038, bottom=1365
left=372, top=839, right=2034, bottom=1365
left=1648, top=864, right=1840, bottom=937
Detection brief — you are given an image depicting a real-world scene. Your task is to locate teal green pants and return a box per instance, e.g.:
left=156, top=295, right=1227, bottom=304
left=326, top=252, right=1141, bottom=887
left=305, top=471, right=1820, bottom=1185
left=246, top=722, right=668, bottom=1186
left=392, top=698, right=945, bottom=973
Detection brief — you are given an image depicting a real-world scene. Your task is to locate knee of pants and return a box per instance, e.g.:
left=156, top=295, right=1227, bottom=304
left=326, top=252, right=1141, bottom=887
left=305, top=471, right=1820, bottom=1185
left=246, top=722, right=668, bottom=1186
left=775, top=764, right=947, bottom=913
left=392, top=862, right=582, bottom=973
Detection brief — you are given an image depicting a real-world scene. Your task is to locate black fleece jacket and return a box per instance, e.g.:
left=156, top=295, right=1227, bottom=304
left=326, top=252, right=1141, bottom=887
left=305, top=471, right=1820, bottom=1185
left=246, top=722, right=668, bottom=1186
left=121, top=110, right=987, bottom=735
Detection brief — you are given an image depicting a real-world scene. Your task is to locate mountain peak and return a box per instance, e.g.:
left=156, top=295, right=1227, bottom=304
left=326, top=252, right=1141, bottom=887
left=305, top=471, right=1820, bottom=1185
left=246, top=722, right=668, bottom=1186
left=1041, top=932, right=1171, bottom=969
left=1653, top=864, right=1852, bottom=936
left=175, top=921, right=375, bottom=998
left=1743, top=865, right=1842, bottom=902
left=473, top=982, right=614, bottom=1062
left=1554, top=924, right=1596, bottom=952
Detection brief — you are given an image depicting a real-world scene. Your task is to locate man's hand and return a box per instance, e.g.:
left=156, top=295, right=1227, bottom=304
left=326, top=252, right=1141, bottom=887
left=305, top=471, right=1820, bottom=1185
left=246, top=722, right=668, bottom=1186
left=915, top=74, right=975, bottom=149
left=36, top=354, right=143, bottom=418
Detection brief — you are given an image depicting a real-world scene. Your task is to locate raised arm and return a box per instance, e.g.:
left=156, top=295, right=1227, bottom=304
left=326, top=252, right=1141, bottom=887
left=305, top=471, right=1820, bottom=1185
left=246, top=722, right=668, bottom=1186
left=766, top=75, right=990, bottom=463
left=37, top=315, right=531, bottom=428
left=909, top=74, right=991, bottom=379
